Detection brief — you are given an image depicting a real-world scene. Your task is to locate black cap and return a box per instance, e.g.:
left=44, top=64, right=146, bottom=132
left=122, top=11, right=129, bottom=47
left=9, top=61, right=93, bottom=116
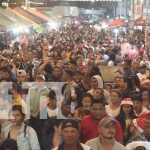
left=61, top=119, right=80, bottom=130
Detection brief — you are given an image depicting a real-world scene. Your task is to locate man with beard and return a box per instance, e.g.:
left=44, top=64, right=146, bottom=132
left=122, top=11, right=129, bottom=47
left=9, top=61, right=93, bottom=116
left=86, top=117, right=126, bottom=150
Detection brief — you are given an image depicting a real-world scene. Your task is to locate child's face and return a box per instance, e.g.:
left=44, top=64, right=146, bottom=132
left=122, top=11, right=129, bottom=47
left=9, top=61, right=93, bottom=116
left=82, top=97, right=92, bottom=108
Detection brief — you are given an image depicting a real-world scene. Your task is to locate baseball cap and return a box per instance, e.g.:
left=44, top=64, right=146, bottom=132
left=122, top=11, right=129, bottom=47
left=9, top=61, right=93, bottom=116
left=61, top=119, right=80, bottom=130
left=99, top=117, right=116, bottom=128
left=17, top=70, right=26, bottom=77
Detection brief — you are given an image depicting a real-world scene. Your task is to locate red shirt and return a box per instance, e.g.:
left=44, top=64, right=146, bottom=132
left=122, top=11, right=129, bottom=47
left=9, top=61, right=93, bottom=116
left=80, top=115, right=123, bottom=143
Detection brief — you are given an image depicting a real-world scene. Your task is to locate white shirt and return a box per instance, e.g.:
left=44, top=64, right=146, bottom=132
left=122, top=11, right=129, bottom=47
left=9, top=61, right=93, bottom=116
left=105, top=105, right=120, bottom=118
left=47, top=107, right=56, bottom=117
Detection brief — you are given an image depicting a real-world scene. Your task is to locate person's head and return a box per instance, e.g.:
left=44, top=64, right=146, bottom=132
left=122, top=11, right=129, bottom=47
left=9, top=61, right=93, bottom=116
left=0, top=139, right=18, bottom=150
left=110, top=89, right=121, bottom=105
left=130, top=91, right=143, bottom=114
left=77, top=56, right=83, bottom=67
left=47, top=90, right=57, bottom=109
left=98, top=117, right=116, bottom=140
left=120, top=98, right=135, bottom=116
left=132, top=60, right=140, bottom=71
left=9, top=105, right=26, bottom=126
left=52, top=67, right=62, bottom=78
left=70, top=52, right=76, bottom=60
left=69, top=60, right=77, bottom=71
left=73, top=71, right=82, bottom=84
left=61, top=119, right=80, bottom=144
left=17, top=70, right=27, bottom=82
left=118, top=76, right=128, bottom=88
left=36, top=75, right=45, bottom=82
left=140, top=87, right=150, bottom=102
left=81, top=93, right=93, bottom=108
left=141, top=79, right=150, bottom=89
left=11, top=82, right=22, bottom=96
left=123, top=58, right=132, bottom=70
left=0, top=58, right=9, bottom=67
left=105, top=84, right=112, bottom=93
left=115, top=76, right=121, bottom=88
left=62, top=70, right=73, bottom=82
left=90, top=77, right=98, bottom=89
left=0, top=66, right=11, bottom=79
left=90, top=100, right=106, bottom=119
left=93, top=88, right=104, bottom=100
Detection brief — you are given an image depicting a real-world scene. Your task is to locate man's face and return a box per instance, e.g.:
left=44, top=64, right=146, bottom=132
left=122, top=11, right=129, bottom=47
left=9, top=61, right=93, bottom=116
left=99, top=124, right=115, bottom=139
left=115, top=77, right=120, bottom=87
left=73, top=74, right=82, bottom=83
left=53, top=68, right=61, bottom=78
left=123, top=62, right=129, bottom=70
left=118, top=78, right=126, bottom=88
left=62, top=127, right=79, bottom=144
left=91, top=103, right=106, bottom=119
left=133, top=100, right=143, bottom=113
left=0, top=71, right=9, bottom=79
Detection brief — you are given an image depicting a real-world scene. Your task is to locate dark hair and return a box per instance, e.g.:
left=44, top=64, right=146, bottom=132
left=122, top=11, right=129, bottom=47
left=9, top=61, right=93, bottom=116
left=64, top=70, right=73, bottom=77
left=10, top=105, right=26, bottom=119
left=116, top=105, right=136, bottom=145
left=74, top=70, right=83, bottom=76
left=140, top=87, right=150, bottom=98
left=12, top=82, right=22, bottom=94
left=111, top=89, right=121, bottom=98
left=41, top=117, right=63, bottom=149
left=69, top=60, right=77, bottom=66
left=0, top=139, right=18, bottom=150
left=82, top=93, right=93, bottom=102
left=91, top=99, right=105, bottom=107
left=128, top=75, right=141, bottom=90
left=134, top=146, right=146, bottom=150
left=48, top=90, right=56, bottom=100
left=130, top=91, right=143, bottom=102
left=124, top=58, right=132, bottom=66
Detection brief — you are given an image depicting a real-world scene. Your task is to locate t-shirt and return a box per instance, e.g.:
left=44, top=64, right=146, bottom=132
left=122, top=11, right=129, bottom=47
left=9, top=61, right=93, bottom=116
left=80, top=115, right=123, bottom=143
left=105, top=105, right=120, bottom=118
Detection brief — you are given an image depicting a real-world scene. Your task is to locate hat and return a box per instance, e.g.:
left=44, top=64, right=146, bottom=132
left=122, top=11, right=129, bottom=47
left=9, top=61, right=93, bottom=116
left=121, top=98, right=133, bottom=106
left=17, top=70, right=26, bottom=77
left=141, top=79, right=150, bottom=85
left=99, top=117, right=116, bottom=128
left=133, top=118, right=150, bottom=133
left=36, top=75, right=45, bottom=81
left=61, top=119, right=80, bottom=130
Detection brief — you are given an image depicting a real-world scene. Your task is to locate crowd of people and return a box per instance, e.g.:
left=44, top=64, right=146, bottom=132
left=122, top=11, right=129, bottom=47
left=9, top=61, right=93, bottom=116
left=0, top=24, right=150, bottom=150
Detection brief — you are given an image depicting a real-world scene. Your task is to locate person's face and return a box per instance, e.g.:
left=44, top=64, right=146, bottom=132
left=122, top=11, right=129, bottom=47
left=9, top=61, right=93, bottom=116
left=99, top=124, right=115, bottom=139
left=62, top=127, right=79, bottom=144
left=115, top=77, right=120, bottom=87
left=0, top=60, right=9, bottom=67
left=142, top=83, right=150, bottom=90
left=142, top=91, right=150, bottom=101
left=82, top=97, right=92, bottom=108
left=91, top=103, right=106, bottom=119
left=73, top=74, right=82, bottom=83
left=123, top=62, right=129, bottom=70
left=47, top=97, right=56, bottom=108
left=91, top=77, right=98, bottom=89
left=11, top=110, right=24, bottom=126
left=36, top=77, right=45, bottom=87
left=118, top=78, right=126, bottom=88
left=122, top=104, right=132, bottom=114
left=61, top=51, right=66, bottom=58
left=18, top=75, right=26, bottom=82
left=110, top=92, right=121, bottom=104
left=62, top=72, right=70, bottom=82
left=70, top=53, right=76, bottom=60
left=77, top=58, right=83, bottom=66
left=133, top=101, right=143, bottom=113
left=105, top=85, right=112, bottom=93
left=0, top=71, right=9, bottom=79
left=87, top=53, right=93, bottom=59
left=53, top=68, right=61, bottom=78
left=93, top=89, right=103, bottom=99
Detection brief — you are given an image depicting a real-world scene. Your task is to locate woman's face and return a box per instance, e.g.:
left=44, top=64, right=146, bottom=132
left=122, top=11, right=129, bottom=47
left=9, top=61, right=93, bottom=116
left=122, top=104, right=132, bottom=114
left=142, top=91, right=150, bottom=101
left=91, top=77, right=98, bottom=89
left=82, top=97, right=92, bottom=108
left=110, top=92, right=121, bottom=104
left=11, top=110, right=24, bottom=126
left=93, top=89, right=103, bottom=99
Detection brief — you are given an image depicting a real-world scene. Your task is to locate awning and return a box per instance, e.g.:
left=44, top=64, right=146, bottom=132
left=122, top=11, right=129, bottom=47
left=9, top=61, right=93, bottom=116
left=109, top=19, right=125, bottom=28
left=6, top=7, right=38, bottom=27
left=13, top=7, right=46, bottom=25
